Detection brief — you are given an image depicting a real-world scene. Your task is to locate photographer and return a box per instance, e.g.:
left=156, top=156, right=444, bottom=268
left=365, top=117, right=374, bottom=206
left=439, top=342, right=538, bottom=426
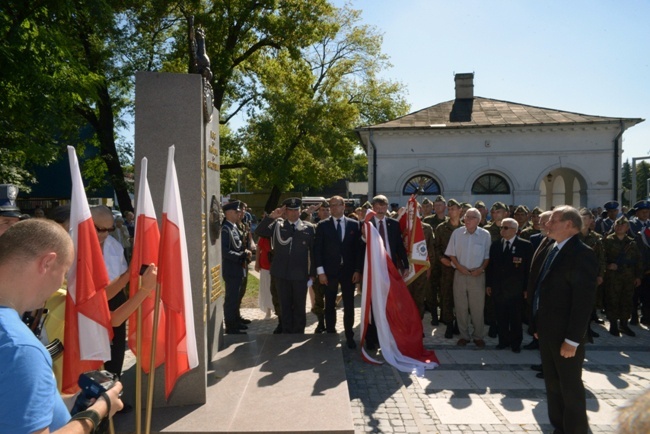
left=0, top=219, right=123, bottom=433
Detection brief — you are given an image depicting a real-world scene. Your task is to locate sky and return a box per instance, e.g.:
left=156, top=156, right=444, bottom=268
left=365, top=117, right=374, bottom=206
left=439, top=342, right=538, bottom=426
left=334, top=0, right=650, bottom=161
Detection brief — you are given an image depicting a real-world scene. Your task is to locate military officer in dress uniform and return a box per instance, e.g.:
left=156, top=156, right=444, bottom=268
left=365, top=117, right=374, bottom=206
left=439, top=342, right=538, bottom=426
left=595, top=201, right=619, bottom=235
left=255, top=197, right=316, bottom=334
left=629, top=200, right=650, bottom=237
left=603, top=216, right=642, bottom=337
left=221, top=201, right=252, bottom=334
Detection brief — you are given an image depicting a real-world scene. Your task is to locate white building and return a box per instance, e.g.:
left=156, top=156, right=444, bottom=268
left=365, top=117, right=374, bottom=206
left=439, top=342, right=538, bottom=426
left=356, top=73, right=644, bottom=210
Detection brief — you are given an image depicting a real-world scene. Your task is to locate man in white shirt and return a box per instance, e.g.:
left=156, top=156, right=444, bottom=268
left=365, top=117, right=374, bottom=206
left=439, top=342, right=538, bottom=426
left=445, top=207, right=491, bottom=348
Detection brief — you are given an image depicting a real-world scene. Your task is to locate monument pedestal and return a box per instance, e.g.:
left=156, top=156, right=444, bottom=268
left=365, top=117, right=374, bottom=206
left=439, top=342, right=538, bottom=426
left=114, top=334, right=354, bottom=433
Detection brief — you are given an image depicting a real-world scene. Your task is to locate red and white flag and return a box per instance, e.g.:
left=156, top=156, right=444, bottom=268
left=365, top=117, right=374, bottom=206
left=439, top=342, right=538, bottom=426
left=158, top=146, right=198, bottom=399
left=128, top=157, right=166, bottom=373
left=360, top=211, right=439, bottom=375
left=399, top=196, right=430, bottom=285
left=63, top=146, right=113, bottom=393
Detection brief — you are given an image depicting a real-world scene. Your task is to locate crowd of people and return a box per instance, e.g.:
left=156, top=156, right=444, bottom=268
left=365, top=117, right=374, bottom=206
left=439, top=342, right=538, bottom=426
left=225, top=192, right=650, bottom=434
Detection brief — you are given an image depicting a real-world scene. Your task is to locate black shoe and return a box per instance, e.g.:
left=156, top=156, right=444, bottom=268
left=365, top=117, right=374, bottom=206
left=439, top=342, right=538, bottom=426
left=273, top=323, right=283, bottom=334
left=488, top=325, right=498, bottom=338
left=536, top=372, right=544, bottom=379
left=524, top=339, right=539, bottom=350
left=430, top=316, right=439, bottom=326
left=588, top=328, right=600, bottom=338
left=239, top=317, right=252, bottom=324
left=238, top=323, right=248, bottom=330
left=641, top=317, right=650, bottom=326
left=347, top=339, right=357, bottom=349
left=495, top=344, right=509, bottom=350
left=530, top=364, right=543, bottom=372
left=444, top=324, right=454, bottom=339
left=620, top=321, right=636, bottom=337
left=630, top=314, right=639, bottom=326
left=512, top=346, right=521, bottom=353
left=315, top=317, right=325, bottom=334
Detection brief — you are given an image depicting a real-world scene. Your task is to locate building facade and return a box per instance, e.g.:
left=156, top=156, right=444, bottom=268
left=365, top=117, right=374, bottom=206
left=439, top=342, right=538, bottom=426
left=356, top=73, right=643, bottom=210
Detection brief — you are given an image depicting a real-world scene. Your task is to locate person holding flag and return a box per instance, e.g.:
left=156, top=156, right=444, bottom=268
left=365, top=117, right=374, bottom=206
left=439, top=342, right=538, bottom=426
left=399, top=196, right=432, bottom=318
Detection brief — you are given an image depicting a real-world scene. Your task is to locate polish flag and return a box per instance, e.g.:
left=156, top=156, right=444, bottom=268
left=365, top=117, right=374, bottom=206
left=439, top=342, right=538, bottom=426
left=128, top=157, right=166, bottom=372
left=158, top=146, right=198, bottom=399
left=360, top=211, right=439, bottom=376
left=399, top=195, right=430, bottom=285
left=63, top=146, right=113, bottom=393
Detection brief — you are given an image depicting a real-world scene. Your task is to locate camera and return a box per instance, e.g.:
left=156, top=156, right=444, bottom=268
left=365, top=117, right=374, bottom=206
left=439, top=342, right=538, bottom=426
left=70, top=370, right=117, bottom=415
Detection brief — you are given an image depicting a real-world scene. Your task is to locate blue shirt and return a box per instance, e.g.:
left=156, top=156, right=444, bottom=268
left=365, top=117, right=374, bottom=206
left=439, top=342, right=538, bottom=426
left=0, top=306, right=70, bottom=433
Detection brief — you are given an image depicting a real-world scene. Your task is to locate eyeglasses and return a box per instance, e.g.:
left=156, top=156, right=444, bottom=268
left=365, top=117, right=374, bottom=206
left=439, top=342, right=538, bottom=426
left=95, top=225, right=115, bottom=233
left=500, top=226, right=516, bottom=230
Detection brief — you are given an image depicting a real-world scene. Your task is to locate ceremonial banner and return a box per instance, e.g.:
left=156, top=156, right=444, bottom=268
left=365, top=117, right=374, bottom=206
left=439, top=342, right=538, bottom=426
left=128, top=157, right=166, bottom=372
left=158, top=146, right=199, bottom=399
left=63, top=146, right=113, bottom=393
left=360, top=211, right=439, bottom=376
left=399, top=195, right=430, bottom=285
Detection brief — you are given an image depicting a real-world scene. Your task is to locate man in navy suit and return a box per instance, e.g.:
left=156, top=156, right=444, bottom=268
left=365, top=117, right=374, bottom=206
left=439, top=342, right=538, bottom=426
left=314, top=196, right=364, bottom=348
left=530, top=206, right=598, bottom=434
left=486, top=218, right=533, bottom=352
left=363, top=195, right=409, bottom=350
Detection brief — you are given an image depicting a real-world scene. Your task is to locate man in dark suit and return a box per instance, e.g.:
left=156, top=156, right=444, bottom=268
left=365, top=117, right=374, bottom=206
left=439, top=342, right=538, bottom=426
left=314, top=196, right=364, bottom=348
left=530, top=206, right=598, bottom=434
left=486, top=218, right=533, bottom=352
left=364, top=194, right=409, bottom=350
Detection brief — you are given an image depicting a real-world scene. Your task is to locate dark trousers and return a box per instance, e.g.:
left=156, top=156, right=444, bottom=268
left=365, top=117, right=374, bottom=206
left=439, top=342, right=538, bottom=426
left=494, top=293, right=523, bottom=348
left=275, top=277, right=308, bottom=333
left=325, top=276, right=355, bottom=339
left=539, top=335, right=589, bottom=434
left=105, top=291, right=127, bottom=376
left=224, top=274, right=243, bottom=329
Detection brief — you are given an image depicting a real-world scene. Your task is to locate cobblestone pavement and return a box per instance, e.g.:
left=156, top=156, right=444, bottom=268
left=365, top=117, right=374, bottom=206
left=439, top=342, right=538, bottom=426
left=237, top=288, right=650, bottom=434
left=124, top=289, right=650, bottom=434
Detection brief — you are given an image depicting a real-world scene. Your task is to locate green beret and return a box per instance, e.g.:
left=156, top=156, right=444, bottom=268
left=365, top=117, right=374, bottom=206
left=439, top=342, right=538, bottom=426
left=615, top=215, right=629, bottom=226
left=474, top=201, right=486, bottom=209
left=421, top=198, right=432, bottom=205
left=447, top=199, right=461, bottom=208
left=434, top=195, right=446, bottom=203
left=491, top=201, right=508, bottom=211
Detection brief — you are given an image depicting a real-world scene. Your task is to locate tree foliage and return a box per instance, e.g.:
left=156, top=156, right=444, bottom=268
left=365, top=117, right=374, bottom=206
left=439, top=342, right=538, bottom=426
left=239, top=5, right=408, bottom=211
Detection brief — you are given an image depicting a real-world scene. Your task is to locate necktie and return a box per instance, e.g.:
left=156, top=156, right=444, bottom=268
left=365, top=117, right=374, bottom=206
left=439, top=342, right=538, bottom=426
left=336, top=218, right=343, bottom=242
left=504, top=240, right=511, bottom=253
left=378, top=219, right=387, bottom=249
left=291, top=223, right=296, bottom=232
left=533, top=246, right=559, bottom=315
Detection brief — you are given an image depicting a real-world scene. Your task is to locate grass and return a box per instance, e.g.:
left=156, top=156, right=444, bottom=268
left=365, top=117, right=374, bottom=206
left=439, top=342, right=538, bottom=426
left=240, top=273, right=260, bottom=308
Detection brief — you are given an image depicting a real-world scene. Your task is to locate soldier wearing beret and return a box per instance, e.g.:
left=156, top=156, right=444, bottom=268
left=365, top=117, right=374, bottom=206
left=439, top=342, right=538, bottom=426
left=485, top=202, right=508, bottom=243
left=595, top=201, right=619, bottom=235
left=255, top=197, right=315, bottom=334
left=603, top=216, right=642, bottom=336
left=222, top=201, right=252, bottom=334
left=434, top=199, right=463, bottom=338
left=513, top=205, right=530, bottom=235
left=0, top=184, right=23, bottom=236
left=474, top=201, right=488, bottom=227
left=520, top=207, right=544, bottom=240
left=421, top=198, right=433, bottom=218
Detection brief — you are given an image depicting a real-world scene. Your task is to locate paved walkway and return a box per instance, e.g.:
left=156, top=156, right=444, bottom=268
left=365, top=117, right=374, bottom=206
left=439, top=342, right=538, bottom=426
left=238, top=289, right=650, bottom=434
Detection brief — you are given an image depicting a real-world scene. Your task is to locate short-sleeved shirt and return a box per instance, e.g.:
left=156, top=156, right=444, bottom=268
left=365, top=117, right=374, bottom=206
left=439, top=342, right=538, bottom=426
left=445, top=226, right=491, bottom=269
left=103, top=234, right=128, bottom=280
left=0, top=307, right=70, bottom=432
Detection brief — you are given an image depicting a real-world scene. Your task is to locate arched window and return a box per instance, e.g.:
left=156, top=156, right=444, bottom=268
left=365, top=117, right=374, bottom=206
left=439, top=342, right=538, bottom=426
left=471, top=174, right=510, bottom=195
left=402, top=175, right=441, bottom=196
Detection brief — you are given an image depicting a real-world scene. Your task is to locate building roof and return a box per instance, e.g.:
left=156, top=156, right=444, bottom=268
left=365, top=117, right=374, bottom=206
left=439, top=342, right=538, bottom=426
left=357, top=97, right=644, bottom=130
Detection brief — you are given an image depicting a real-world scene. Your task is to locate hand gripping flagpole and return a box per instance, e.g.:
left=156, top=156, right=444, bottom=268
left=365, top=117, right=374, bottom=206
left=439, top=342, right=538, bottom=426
left=145, top=281, right=162, bottom=434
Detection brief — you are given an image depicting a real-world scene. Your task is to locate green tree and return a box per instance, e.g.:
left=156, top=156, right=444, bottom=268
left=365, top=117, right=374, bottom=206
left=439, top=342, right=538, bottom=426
left=621, top=160, right=632, bottom=206
left=349, top=153, right=368, bottom=182
left=241, top=5, right=409, bottom=211
left=637, top=161, right=650, bottom=202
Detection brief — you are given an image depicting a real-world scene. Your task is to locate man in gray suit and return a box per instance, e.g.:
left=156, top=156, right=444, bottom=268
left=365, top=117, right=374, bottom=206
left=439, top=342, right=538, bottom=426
left=255, top=198, right=315, bottom=333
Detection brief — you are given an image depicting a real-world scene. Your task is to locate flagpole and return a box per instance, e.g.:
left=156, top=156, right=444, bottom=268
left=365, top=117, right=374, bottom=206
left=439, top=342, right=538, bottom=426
left=135, top=275, right=143, bottom=434
left=144, top=282, right=162, bottom=434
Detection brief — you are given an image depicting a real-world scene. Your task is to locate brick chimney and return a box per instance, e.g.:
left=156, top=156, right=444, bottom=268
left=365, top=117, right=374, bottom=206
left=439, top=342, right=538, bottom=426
left=454, top=73, right=474, bottom=100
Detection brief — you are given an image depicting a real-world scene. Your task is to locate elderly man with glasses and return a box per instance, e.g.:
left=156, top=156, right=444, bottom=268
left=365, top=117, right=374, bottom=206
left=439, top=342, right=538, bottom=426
left=486, top=217, right=533, bottom=352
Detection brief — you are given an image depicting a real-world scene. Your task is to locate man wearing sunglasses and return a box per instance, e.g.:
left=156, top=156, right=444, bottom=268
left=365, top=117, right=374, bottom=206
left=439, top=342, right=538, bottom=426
left=486, top=218, right=533, bottom=353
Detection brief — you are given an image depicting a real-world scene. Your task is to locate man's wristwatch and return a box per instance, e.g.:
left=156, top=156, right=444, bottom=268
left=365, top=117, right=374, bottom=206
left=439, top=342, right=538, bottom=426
left=70, top=409, right=102, bottom=433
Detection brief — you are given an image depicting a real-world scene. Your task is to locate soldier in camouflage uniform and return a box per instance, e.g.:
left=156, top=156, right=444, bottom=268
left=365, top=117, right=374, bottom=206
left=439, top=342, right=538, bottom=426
left=603, top=216, right=642, bottom=337
left=475, top=201, right=488, bottom=227
left=310, top=200, right=331, bottom=333
left=636, top=226, right=650, bottom=325
left=434, top=199, right=463, bottom=338
left=579, top=208, right=606, bottom=338
left=483, top=202, right=509, bottom=337
left=513, top=205, right=531, bottom=235
left=520, top=207, right=544, bottom=240
left=424, top=195, right=447, bottom=325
